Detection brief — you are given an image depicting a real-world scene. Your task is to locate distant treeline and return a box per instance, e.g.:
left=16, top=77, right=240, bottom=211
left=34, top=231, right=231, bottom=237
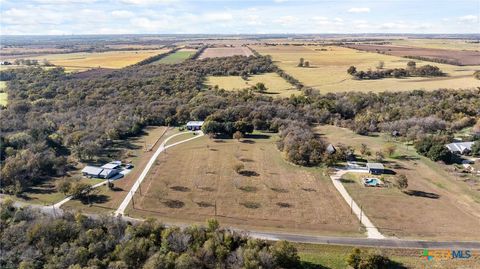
left=188, top=45, right=209, bottom=60
left=403, top=55, right=462, bottom=66
left=347, top=62, right=444, bottom=80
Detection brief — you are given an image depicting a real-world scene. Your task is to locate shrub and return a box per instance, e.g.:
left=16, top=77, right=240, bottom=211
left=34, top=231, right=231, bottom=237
left=233, top=163, right=245, bottom=174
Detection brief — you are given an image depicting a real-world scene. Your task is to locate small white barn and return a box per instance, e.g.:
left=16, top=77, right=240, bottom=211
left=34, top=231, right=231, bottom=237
left=445, top=142, right=474, bottom=155
left=99, top=168, right=119, bottom=179
left=102, top=161, right=122, bottom=169
left=186, top=121, right=204, bottom=131
left=82, top=166, right=103, bottom=178
left=366, top=163, right=385, bottom=175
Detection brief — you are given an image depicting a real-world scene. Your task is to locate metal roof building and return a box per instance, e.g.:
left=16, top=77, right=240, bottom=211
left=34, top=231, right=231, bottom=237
left=445, top=142, right=474, bottom=155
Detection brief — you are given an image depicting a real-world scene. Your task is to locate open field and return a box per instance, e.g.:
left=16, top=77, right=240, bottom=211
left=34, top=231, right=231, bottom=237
left=152, top=49, right=196, bottom=64
left=297, top=243, right=480, bottom=269
left=61, top=126, right=176, bottom=214
left=252, top=45, right=480, bottom=93
left=126, top=134, right=362, bottom=236
left=198, top=46, right=253, bottom=59
left=347, top=44, right=480, bottom=65
left=0, top=81, right=7, bottom=106
left=8, top=49, right=170, bottom=72
left=316, top=125, right=480, bottom=240
left=390, top=38, right=480, bottom=51
left=206, top=73, right=302, bottom=97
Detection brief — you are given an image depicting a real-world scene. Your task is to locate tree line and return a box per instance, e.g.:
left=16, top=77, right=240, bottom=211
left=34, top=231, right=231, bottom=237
left=0, top=201, right=301, bottom=269
left=347, top=61, right=444, bottom=80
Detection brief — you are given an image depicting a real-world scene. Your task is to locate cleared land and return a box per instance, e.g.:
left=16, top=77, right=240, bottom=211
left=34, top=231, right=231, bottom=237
left=252, top=45, right=480, bottom=93
left=347, top=44, right=480, bottom=65
left=206, top=73, right=302, bottom=97
left=17, top=49, right=170, bottom=72
left=198, top=46, right=253, bottom=59
left=153, top=49, right=196, bottom=64
left=390, top=38, right=480, bottom=51
left=317, top=125, right=480, bottom=240
left=61, top=126, right=177, bottom=214
left=0, top=81, right=7, bottom=106
left=127, top=134, right=362, bottom=236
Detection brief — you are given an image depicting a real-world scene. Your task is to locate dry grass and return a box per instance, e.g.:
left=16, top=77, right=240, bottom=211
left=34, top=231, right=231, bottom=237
left=252, top=45, right=480, bottom=93
left=317, top=125, right=480, bottom=240
left=199, top=47, right=253, bottom=59
left=22, top=49, right=170, bottom=72
left=206, top=73, right=302, bottom=97
left=127, top=134, right=362, bottom=236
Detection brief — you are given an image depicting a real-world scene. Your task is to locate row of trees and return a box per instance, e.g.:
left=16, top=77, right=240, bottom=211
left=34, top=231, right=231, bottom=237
left=347, top=61, right=444, bottom=80
left=0, top=202, right=301, bottom=269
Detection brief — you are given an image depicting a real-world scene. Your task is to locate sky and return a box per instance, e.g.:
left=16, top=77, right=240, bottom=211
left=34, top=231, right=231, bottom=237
left=0, top=0, right=479, bottom=35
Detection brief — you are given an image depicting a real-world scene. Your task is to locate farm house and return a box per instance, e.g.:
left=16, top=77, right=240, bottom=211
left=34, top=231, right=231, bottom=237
left=445, top=142, right=474, bottom=155
left=186, top=121, right=204, bottom=131
left=366, top=163, right=385, bottom=175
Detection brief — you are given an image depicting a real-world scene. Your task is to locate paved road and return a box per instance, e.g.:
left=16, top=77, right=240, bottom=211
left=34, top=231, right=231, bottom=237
left=329, top=168, right=385, bottom=239
left=249, top=230, right=480, bottom=249
left=114, top=131, right=204, bottom=216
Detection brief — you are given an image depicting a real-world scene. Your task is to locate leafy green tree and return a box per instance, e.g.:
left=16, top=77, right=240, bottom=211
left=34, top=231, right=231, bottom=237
left=471, top=140, right=480, bottom=156
left=271, top=240, right=300, bottom=269
left=347, top=66, right=357, bottom=75
left=396, top=174, right=408, bottom=191
left=347, top=248, right=362, bottom=269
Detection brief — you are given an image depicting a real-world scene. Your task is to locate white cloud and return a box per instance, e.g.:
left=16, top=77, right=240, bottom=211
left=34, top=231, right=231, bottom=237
left=120, top=0, right=176, bottom=5
left=274, top=15, right=298, bottom=26
left=348, top=7, right=370, bottom=13
left=274, top=0, right=288, bottom=3
left=111, top=10, right=135, bottom=18
left=202, top=12, right=233, bottom=22
left=458, top=15, right=478, bottom=23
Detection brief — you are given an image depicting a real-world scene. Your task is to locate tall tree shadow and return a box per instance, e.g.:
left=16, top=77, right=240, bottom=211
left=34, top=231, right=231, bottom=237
left=406, top=190, right=440, bottom=199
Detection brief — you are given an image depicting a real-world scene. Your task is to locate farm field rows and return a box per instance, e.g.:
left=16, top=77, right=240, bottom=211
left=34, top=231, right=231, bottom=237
left=346, top=44, right=480, bottom=65
left=389, top=38, right=480, bottom=51
left=126, top=134, right=362, bottom=236
left=199, top=46, right=253, bottom=59
left=251, top=45, right=480, bottom=93
left=206, top=72, right=302, bottom=97
left=316, top=125, right=480, bottom=240
left=8, top=49, right=171, bottom=72
left=152, top=49, right=196, bottom=64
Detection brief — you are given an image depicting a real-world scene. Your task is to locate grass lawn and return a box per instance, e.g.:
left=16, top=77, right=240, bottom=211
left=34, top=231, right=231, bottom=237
left=251, top=45, right=480, bottom=93
left=125, top=133, right=362, bottom=236
left=153, top=49, right=196, bottom=64
left=61, top=126, right=177, bottom=214
left=296, top=243, right=480, bottom=269
left=317, top=125, right=480, bottom=240
left=13, top=49, right=171, bottom=72
left=206, top=73, right=302, bottom=98
left=165, top=132, right=198, bottom=146
left=0, top=81, right=7, bottom=106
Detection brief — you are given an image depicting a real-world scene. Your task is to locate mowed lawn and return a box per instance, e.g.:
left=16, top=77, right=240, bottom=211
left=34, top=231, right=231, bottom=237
left=127, top=134, right=362, bottom=236
left=251, top=45, right=480, bottom=93
left=153, top=49, right=196, bottom=64
left=206, top=73, right=302, bottom=97
left=0, top=81, right=7, bottom=106
left=27, top=49, right=170, bottom=72
left=316, top=125, right=480, bottom=240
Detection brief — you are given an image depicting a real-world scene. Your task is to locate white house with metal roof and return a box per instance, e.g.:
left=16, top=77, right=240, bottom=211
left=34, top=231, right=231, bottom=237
left=445, top=142, right=474, bottom=155
left=186, top=121, right=204, bottom=131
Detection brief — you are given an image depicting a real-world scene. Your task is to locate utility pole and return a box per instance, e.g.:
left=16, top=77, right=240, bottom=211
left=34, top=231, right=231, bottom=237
left=52, top=204, right=57, bottom=218
left=350, top=198, right=353, bottom=214
left=131, top=191, right=135, bottom=209
left=359, top=205, right=363, bottom=224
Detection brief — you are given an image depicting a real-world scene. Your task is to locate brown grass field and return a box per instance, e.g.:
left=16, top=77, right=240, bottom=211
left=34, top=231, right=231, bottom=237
left=12, top=49, right=171, bottom=72
left=252, top=45, right=480, bottom=93
left=390, top=38, right=480, bottom=51
left=198, top=46, right=253, bottom=59
left=317, top=125, right=480, bottom=240
left=126, top=134, right=362, bottom=236
left=347, top=44, right=480, bottom=65
left=206, top=73, right=302, bottom=97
